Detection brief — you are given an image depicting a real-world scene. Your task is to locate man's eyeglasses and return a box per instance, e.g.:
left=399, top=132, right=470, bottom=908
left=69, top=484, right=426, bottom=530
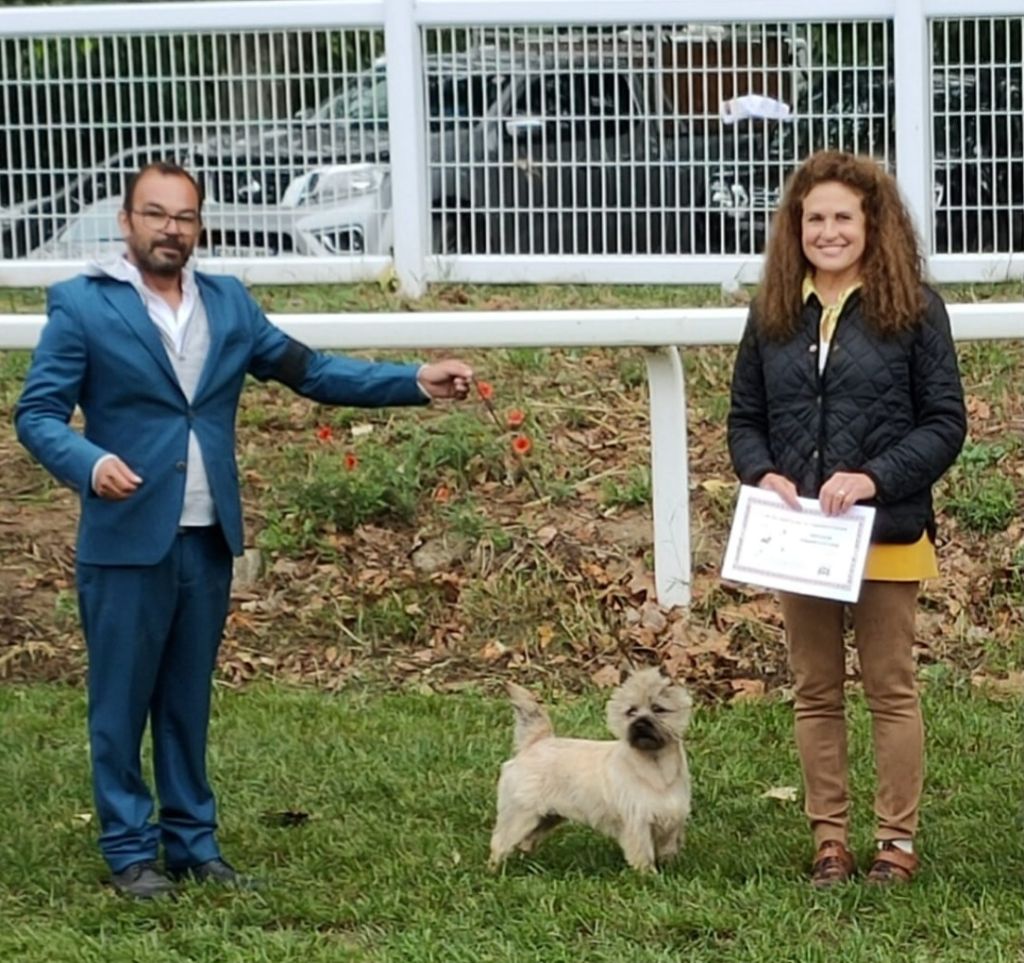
left=131, top=208, right=202, bottom=232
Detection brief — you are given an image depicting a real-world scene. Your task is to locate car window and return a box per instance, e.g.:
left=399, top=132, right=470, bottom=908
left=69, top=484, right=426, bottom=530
left=320, top=73, right=389, bottom=123
left=427, top=75, right=500, bottom=130
left=514, top=71, right=636, bottom=138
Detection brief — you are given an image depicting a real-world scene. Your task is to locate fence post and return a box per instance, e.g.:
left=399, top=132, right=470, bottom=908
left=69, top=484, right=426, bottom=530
left=893, top=0, right=933, bottom=252
left=644, top=346, right=691, bottom=607
left=384, top=0, right=428, bottom=297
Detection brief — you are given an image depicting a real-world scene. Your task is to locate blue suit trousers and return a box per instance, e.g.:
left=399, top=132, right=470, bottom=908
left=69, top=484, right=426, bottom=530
left=76, top=526, right=233, bottom=873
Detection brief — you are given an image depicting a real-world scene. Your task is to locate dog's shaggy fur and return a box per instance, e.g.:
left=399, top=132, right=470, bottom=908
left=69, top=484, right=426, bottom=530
left=489, top=667, right=692, bottom=872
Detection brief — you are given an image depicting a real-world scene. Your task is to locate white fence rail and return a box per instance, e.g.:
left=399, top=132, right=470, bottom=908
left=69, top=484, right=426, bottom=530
left=1, top=1, right=1023, bottom=292
left=4, top=303, right=1022, bottom=607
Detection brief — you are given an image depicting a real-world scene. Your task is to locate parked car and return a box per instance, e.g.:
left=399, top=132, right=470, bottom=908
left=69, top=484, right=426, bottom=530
left=0, top=143, right=197, bottom=259
left=705, top=68, right=1024, bottom=255
left=30, top=168, right=391, bottom=259
left=191, top=41, right=711, bottom=256
left=931, top=70, right=1023, bottom=254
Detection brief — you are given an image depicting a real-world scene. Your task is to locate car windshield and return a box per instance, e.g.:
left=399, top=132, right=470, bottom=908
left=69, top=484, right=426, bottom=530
left=316, top=73, right=389, bottom=122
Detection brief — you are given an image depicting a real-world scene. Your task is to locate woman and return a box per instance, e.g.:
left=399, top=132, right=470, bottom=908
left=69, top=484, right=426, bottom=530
left=727, top=151, right=966, bottom=887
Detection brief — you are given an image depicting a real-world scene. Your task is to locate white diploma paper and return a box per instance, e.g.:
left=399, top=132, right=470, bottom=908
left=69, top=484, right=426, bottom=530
left=721, top=485, right=876, bottom=603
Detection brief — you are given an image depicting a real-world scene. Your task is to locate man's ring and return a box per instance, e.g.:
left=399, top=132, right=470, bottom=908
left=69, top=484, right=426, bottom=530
left=837, top=489, right=847, bottom=498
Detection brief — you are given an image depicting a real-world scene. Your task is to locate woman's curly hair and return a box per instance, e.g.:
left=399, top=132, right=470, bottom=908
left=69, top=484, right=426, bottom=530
left=755, top=151, right=925, bottom=339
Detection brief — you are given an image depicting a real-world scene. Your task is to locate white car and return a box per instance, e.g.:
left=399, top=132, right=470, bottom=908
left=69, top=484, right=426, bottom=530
left=30, top=162, right=392, bottom=259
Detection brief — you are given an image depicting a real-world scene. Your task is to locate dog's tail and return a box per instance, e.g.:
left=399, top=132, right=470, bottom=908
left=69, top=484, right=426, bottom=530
left=505, top=682, right=554, bottom=751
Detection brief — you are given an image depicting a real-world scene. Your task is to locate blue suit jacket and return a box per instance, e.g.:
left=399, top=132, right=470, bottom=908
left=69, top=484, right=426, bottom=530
left=15, top=270, right=427, bottom=565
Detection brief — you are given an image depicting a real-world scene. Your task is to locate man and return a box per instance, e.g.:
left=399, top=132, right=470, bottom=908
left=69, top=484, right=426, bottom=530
left=15, top=161, right=473, bottom=899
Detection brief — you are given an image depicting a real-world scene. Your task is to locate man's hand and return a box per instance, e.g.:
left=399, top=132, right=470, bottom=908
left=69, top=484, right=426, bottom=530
left=820, top=471, right=876, bottom=516
left=417, top=359, right=474, bottom=400
left=93, top=456, right=143, bottom=500
left=757, top=472, right=801, bottom=510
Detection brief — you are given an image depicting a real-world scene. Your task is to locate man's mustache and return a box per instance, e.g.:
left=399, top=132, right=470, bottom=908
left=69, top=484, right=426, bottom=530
left=150, top=238, right=186, bottom=253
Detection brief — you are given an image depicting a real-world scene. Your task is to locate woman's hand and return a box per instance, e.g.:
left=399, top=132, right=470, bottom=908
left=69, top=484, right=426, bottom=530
left=820, top=472, right=877, bottom=516
left=757, top=472, right=801, bottom=509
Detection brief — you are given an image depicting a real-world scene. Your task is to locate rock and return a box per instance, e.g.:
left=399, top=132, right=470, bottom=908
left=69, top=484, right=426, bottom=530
left=232, top=548, right=263, bottom=589
left=411, top=536, right=470, bottom=574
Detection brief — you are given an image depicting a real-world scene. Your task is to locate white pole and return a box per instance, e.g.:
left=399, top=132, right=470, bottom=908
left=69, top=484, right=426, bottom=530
left=644, top=346, right=691, bottom=607
left=384, top=0, right=428, bottom=298
left=893, top=0, right=934, bottom=251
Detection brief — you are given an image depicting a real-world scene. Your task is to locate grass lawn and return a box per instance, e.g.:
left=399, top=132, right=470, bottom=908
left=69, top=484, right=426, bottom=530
left=1, top=681, right=1021, bottom=963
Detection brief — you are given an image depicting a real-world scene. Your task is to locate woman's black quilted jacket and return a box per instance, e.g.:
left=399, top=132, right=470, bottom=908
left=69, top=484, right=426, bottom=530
left=727, top=285, right=967, bottom=544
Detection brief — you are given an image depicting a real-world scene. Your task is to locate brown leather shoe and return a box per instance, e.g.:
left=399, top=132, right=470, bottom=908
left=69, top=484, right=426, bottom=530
left=866, top=843, right=919, bottom=885
left=810, top=840, right=855, bottom=889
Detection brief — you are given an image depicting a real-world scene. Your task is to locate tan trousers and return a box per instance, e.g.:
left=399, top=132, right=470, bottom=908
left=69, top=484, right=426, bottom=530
left=779, top=580, right=922, bottom=847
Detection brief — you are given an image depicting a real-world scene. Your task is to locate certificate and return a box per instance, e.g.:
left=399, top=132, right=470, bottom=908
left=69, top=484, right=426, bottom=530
left=721, top=485, right=876, bottom=603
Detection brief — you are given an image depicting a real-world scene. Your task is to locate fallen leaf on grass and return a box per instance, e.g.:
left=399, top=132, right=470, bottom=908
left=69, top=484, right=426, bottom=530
left=760, top=786, right=799, bottom=803
left=730, top=678, right=766, bottom=701
left=536, top=623, right=556, bottom=649
left=699, top=479, right=736, bottom=495
left=535, top=525, right=558, bottom=546
left=591, top=664, right=621, bottom=688
left=970, top=672, right=1024, bottom=699
left=478, top=640, right=508, bottom=663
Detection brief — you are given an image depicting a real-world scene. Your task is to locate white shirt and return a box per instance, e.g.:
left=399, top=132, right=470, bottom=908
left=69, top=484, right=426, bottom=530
left=86, top=257, right=203, bottom=494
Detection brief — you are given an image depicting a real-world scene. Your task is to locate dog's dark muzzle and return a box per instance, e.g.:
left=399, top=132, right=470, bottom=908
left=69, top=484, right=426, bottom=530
left=627, top=717, right=665, bottom=751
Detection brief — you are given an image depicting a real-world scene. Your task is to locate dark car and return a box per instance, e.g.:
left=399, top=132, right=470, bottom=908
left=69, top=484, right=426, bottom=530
left=429, top=55, right=703, bottom=254
left=192, top=42, right=707, bottom=256
left=704, top=67, right=1023, bottom=255
left=932, top=70, right=1024, bottom=254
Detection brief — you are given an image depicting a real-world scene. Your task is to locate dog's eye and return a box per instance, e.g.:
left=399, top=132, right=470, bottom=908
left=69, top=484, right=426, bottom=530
left=651, top=704, right=667, bottom=714
left=626, top=706, right=638, bottom=717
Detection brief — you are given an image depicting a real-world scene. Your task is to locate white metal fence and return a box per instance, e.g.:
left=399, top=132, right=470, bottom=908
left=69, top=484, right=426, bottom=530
left=1, top=1, right=1022, bottom=292
left=3, top=302, right=1022, bottom=608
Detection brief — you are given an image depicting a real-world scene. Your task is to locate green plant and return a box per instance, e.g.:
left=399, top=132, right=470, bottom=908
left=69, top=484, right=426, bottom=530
left=616, top=353, right=646, bottom=389
left=942, top=440, right=1018, bottom=534
left=52, top=590, right=80, bottom=631
left=600, top=466, right=651, bottom=509
left=259, top=445, right=422, bottom=553
left=414, top=413, right=507, bottom=482
left=443, top=499, right=514, bottom=552
left=354, top=590, right=426, bottom=646
left=500, top=347, right=550, bottom=372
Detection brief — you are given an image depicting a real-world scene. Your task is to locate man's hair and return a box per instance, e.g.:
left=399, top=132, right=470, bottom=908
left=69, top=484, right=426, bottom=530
left=122, top=161, right=205, bottom=214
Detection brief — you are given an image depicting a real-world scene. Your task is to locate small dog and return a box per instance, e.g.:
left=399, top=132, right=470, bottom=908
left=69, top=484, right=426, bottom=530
left=489, top=667, right=692, bottom=873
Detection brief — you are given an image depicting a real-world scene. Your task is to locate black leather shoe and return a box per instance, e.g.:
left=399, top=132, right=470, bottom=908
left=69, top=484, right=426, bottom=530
left=168, top=858, right=258, bottom=888
left=110, top=860, right=176, bottom=899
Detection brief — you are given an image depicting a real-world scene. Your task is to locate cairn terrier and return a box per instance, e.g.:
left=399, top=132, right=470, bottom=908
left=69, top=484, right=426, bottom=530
left=489, top=667, right=692, bottom=873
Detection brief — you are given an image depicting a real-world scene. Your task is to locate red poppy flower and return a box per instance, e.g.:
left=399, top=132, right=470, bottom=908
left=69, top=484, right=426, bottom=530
left=344, top=452, right=359, bottom=470
left=506, top=408, right=525, bottom=429
left=476, top=380, right=494, bottom=401
left=316, top=425, right=334, bottom=442
left=511, top=434, right=532, bottom=455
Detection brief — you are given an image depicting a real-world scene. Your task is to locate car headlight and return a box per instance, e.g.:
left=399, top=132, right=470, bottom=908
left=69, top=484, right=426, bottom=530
left=307, top=225, right=365, bottom=255
left=709, top=178, right=750, bottom=213
left=282, top=163, right=387, bottom=207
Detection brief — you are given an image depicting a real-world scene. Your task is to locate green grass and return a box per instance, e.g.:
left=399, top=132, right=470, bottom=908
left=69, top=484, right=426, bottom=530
left=4, top=279, right=1024, bottom=316
left=1, top=682, right=1021, bottom=963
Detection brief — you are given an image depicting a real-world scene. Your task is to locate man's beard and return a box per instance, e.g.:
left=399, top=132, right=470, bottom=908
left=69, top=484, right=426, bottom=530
left=128, top=235, right=193, bottom=276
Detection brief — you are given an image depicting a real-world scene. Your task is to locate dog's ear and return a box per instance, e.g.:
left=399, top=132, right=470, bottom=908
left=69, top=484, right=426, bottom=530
left=655, top=663, right=680, bottom=685
left=674, top=685, right=694, bottom=732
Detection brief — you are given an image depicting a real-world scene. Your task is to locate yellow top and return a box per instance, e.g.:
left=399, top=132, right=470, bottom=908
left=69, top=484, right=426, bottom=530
left=802, top=275, right=862, bottom=369
left=802, top=275, right=937, bottom=582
